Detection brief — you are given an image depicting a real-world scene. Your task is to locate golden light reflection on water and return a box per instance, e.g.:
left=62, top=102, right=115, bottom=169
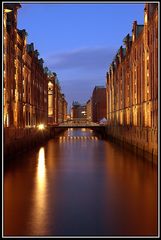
left=59, top=136, right=98, bottom=142
left=37, top=147, right=46, bottom=180
left=30, top=147, right=47, bottom=234
left=81, top=128, right=86, bottom=132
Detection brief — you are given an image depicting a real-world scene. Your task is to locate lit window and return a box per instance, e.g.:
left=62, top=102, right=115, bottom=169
left=145, top=12, right=148, bottom=24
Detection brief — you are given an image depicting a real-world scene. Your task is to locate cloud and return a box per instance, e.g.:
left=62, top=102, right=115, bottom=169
left=44, top=46, right=116, bottom=109
left=46, top=46, right=116, bottom=71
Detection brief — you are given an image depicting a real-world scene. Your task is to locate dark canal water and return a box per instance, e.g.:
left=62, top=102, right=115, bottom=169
left=4, top=128, right=158, bottom=236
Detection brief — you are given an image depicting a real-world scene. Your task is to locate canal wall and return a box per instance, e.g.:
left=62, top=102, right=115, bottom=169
left=3, top=127, right=65, bottom=160
left=104, top=125, right=158, bottom=165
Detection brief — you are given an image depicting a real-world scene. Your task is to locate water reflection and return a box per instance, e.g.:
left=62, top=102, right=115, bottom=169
left=81, top=128, right=86, bottom=132
left=59, top=134, right=98, bottom=142
left=4, top=129, right=158, bottom=236
left=103, top=141, right=158, bottom=235
left=29, top=147, right=47, bottom=235
left=37, top=147, right=46, bottom=180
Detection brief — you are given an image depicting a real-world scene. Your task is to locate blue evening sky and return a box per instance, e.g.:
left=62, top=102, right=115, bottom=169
left=17, top=2, right=145, bottom=110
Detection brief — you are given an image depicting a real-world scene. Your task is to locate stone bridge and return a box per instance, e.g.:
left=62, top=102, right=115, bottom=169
left=48, top=120, right=107, bottom=137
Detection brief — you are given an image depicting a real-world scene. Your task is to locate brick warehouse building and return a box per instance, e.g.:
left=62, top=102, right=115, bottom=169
left=48, top=72, right=67, bottom=125
left=3, top=3, right=68, bottom=157
left=92, top=86, right=107, bottom=123
left=106, top=3, right=158, bottom=162
left=3, top=3, right=48, bottom=128
left=3, top=3, right=67, bottom=128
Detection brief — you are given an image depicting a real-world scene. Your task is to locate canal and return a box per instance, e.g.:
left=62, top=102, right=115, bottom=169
left=4, top=128, right=158, bottom=236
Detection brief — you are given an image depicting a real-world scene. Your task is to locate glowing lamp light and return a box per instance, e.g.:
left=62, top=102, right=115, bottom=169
left=38, top=124, right=45, bottom=130
left=145, top=13, right=148, bottom=24
left=4, top=8, right=12, bottom=13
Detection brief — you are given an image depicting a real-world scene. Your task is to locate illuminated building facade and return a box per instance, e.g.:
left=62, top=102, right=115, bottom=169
left=48, top=73, right=67, bottom=124
left=57, top=86, right=63, bottom=123
left=48, top=74, right=55, bottom=124
left=2, top=3, right=66, bottom=157
left=3, top=3, right=48, bottom=128
left=106, top=3, right=158, bottom=159
left=62, top=94, right=68, bottom=122
left=3, top=3, right=21, bottom=127
left=86, top=98, right=92, bottom=122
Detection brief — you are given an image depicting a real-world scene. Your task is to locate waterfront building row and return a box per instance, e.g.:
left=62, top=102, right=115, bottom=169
left=106, top=3, right=158, bottom=159
left=3, top=3, right=67, bottom=129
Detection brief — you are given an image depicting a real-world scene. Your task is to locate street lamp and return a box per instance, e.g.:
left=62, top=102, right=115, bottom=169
left=38, top=124, right=45, bottom=130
